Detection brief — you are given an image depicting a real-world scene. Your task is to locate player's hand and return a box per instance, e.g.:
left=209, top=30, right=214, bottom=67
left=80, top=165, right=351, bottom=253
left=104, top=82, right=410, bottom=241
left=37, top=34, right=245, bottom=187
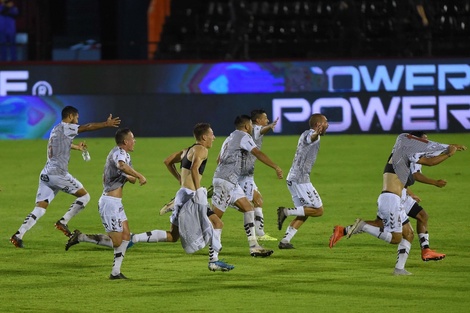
left=274, top=166, right=283, bottom=179
left=435, top=179, right=447, bottom=188
left=447, top=145, right=457, bottom=156
left=269, top=117, right=279, bottom=130
left=78, top=141, right=87, bottom=151
left=138, top=175, right=147, bottom=186
left=314, top=123, right=324, bottom=134
left=105, top=114, right=121, bottom=127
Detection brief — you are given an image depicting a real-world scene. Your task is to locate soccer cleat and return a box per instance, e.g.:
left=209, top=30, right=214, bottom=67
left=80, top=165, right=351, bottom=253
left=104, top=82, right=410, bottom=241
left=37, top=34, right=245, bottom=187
left=257, top=233, right=278, bottom=241
left=55, top=220, right=72, bottom=237
left=346, top=218, right=365, bottom=238
left=126, top=233, right=135, bottom=250
left=329, top=225, right=345, bottom=248
left=65, top=229, right=81, bottom=251
left=208, top=260, right=235, bottom=272
left=109, top=273, right=128, bottom=280
left=10, top=234, right=23, bottom=248
left=278, top=241, right=295, bottom=249
left=277, top=207, right=287, bottom=230
left=393, top=268, right=412, bottom=276
left=250, top=246, right=274, bottom=257
left=159, top=198, right=175, bottom=215
left=421, top=248, right=446, bottom=262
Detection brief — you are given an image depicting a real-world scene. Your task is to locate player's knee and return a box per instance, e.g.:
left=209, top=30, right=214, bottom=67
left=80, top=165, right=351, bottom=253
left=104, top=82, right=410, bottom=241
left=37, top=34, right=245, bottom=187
left=390, top=233, right=402, bottom=244
left=307, top=206, right=323, bottom=217
left=253, top=198, right=263, bottom=208
left=212, top=218, right=224, bottom=229
left=111, top=238, right=123, bottom=248
left=77, top=193, right=91, bottom=207
left=316, top=207, right=324, bottom=216
left=402, top=225, right=415, bottom=242
left=168, top=234, right=179, bottom=242
left=168, top=230, right=179, bottom=242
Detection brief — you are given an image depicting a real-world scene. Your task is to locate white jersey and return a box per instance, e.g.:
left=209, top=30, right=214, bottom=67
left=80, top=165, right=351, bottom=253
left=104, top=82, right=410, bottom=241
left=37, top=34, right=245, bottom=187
left=213, top=130, right=257, bottom=184
left=241, top=124, right=264, bottom=177
left=102, top=146, right=132, bottom=193
left=391, top=133, right=448, bottom=186
left=410, top=162, right=422, bottom=175
left=252, top=124, right=264, bottom=148
left=287, top=129, right=320, bottom=184
left=43, top=122, right=79, bottom=176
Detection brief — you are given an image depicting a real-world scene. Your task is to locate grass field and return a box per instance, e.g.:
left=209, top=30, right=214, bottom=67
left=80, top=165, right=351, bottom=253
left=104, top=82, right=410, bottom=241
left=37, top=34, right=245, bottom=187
left=1, top=133, right=470, bottom=313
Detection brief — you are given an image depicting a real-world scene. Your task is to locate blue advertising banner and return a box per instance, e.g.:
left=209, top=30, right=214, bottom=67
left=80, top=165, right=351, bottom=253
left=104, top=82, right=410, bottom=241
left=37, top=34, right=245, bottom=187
left=1, top=59, right=469, bottom=139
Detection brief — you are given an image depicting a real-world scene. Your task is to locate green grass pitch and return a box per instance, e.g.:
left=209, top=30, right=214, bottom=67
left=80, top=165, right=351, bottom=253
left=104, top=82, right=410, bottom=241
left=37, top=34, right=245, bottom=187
left=1, top=133, right=469, bottom=313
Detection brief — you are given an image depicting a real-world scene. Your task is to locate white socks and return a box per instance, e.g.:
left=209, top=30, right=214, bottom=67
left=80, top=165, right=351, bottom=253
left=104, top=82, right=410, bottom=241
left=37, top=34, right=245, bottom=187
left=395, top=239, right=411, bottom=270
left=419, top=232, right=430, bottom=249
left=284, top=206, right=305, bottom=216
left=281, top=226, right=297, bottom=243
left=254, top=207, right=265, bottom=236
left=133, top=230, right=167, bottom=243
left=111, top=240, right=128, bottom=276
left=244, top=211, right=259, bottom=247
left=362, top=224, right=392, bottom=243
left=62, top=193, right=90, bottom=224
left=17, top=207, right=46, bottom=238
left=79, top=233, right=113, bottom=247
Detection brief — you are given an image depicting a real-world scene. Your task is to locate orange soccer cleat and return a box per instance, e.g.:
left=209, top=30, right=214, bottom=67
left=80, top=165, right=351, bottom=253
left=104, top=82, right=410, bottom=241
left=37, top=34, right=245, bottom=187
left=329, top=225, right=345, bottom=248
left=421, top=248, right=446, bottom=262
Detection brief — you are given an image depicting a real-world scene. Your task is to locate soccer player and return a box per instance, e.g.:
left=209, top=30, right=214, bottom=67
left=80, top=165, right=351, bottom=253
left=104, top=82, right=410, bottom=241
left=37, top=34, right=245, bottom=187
left=211, top=115, right=283, bottom=257
left=66, top=128, right=147, bottom=279
left=277, top=113, right=329, bottom=249
left=397, top=131, right=449, bottom=261
left=329, top=133, right=466, bottom=275
left=238, top=109, right=279, bottom=241
left=10, top=106, right=120, bottom=248
left=126, top=123, right=234, bottom=272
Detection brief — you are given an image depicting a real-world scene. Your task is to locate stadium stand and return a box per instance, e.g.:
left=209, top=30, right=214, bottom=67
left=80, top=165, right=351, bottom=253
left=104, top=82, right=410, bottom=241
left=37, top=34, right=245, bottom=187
left=153, top=0, right=470, bottom=60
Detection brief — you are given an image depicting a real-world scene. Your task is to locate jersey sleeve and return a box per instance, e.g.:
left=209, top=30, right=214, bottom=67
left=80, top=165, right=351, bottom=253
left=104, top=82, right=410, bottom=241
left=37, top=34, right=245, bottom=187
left=113, top=148, right=129, bottom=166
left=240, top=134, right=257, bottom=152
left=304, top=130, right=317, bottom=144
left=410, top=162, right=422, bottom=174
left=409, top=152, right=424, bottom=163
left=252, top=125, right=263, bottom=141
left=63, top=123, right=79, bottom=138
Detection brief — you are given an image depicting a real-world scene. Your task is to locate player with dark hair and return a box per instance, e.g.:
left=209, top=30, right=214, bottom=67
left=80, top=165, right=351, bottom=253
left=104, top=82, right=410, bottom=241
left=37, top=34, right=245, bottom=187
left=329, top=131, right=459, bottom=262
left=211, top=115, right=283, bottom=257
left=10, top=106, right=120, bottom=248
left=237, top=109, right=279, bottom=242
left=277, top=113, right=329, bottom=249
left=395, top=131, right=447, bottom=261
left=329, top=132, right=466, bottom=275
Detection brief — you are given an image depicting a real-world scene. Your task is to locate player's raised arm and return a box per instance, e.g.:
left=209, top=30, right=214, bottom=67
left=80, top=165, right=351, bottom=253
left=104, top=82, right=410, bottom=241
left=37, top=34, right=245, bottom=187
left=78, top=114, right=121, bottom=133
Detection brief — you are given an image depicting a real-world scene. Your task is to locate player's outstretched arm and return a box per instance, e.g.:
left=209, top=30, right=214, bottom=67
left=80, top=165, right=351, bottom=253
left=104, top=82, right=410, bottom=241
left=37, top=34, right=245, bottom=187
left=78, top=114, right=121, bottom=133
left=418, top=145, right=457, bottom=167
left=260, top=117, right=279, bottom=135
left=251, top=148, right=283, bottom=179
left=413, top=171, right=447, bottom=188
